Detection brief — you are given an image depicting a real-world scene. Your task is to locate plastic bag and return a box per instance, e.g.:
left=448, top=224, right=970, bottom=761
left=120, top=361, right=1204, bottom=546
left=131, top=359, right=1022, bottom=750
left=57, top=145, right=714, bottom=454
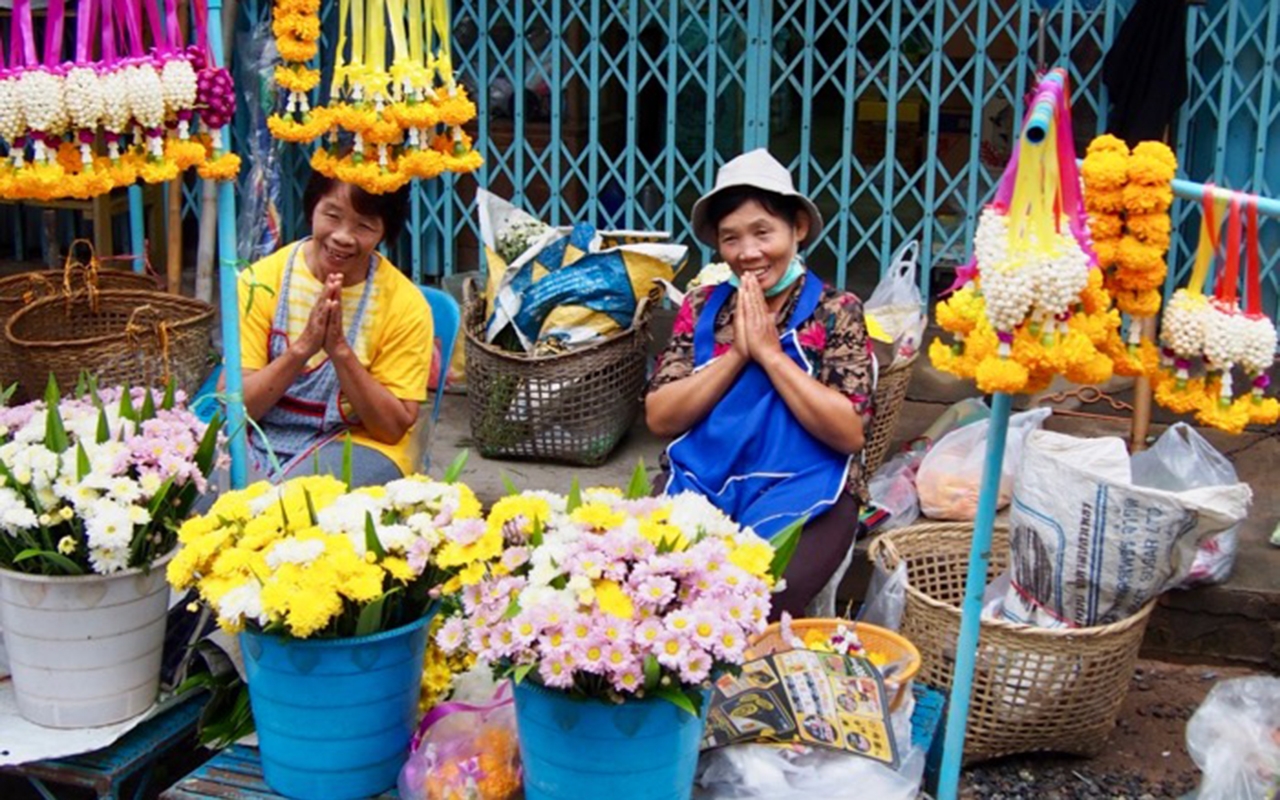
left=868, top=451, right=924, bottom=531
left=858, top=554, right=907, bottom=632
left=1186, top=676, right=1280, bottom=800
left=915, top=408, right=1052, bottom=521
left=1003, top=429, right=1252, bottom=628
left=1131, top=423, right=1241, bottom=587
left=398, top=683, right=521, bottom=800
left=864, top=241, right=926, bottom=366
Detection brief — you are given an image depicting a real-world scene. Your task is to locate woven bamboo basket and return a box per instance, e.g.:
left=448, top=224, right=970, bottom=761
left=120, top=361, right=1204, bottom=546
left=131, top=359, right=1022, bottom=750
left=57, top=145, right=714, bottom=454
left=462, top=279, right=652, bottom=466
left=862, top=352, right=918, bottom=476
left=0, top=266, right=156, bottom=401
left=868, top=522, right=1154, bottom=763
left=5, top=289, right=215, bottom=400
left=746, top=618, right=922, bottom=711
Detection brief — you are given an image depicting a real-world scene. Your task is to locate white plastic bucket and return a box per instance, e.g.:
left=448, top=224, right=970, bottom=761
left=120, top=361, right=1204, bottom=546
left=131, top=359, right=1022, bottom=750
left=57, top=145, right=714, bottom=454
left=0, top=550, right=174, bottom=728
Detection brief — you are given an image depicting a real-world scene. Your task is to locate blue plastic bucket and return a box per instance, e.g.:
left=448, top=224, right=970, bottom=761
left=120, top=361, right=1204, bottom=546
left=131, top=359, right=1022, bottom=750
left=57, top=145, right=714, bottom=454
left=240, top=614, right=433, bottom=800
left=512, top=680, right=709, bottom=800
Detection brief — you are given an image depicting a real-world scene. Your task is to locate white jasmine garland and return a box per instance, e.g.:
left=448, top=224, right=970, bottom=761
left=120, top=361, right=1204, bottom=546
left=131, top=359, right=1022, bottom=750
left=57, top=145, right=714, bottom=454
left=99, top=68, right=133, bottom=133
left=1237, top=315, right=1277, bottom=375
left=1161, top=289, right=1209, bottom=359
left=0, top=77, right=27, bottom=149
left=15, top=69, right=68, bottom=140
left=159, top=57, right=199, bottom=120
left=125, top=63, right=166, bottom=130
left=64, top=66, right=105, bottom=133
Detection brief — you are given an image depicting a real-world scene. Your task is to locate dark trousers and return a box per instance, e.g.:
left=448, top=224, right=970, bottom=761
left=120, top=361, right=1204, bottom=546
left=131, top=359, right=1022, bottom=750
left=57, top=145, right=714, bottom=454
left=654, top=471, right=859, bottom=621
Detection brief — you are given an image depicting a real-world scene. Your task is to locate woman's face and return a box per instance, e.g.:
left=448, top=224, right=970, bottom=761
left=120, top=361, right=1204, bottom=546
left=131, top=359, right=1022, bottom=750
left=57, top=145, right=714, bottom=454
left=308, top=183, right=386, bottom=286
left=716, top=199, right=809, bottom=294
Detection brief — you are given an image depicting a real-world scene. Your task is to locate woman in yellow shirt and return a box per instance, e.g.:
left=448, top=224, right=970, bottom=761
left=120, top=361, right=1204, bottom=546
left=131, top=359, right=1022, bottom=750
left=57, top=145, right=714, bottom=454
left=235, top=174, right=434, bottom=485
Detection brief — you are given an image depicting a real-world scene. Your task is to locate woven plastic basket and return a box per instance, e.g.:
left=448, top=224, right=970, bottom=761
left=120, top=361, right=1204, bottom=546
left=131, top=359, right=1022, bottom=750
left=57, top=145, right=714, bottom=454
left=462, top=280, right=652, bottom=466
left=867, top=522, right=1154, bottom=763
left=0, top=264, right=156, bottom=401
left=5, top=289, right=215, bottom=400
left=746, top=618, right=921, bottom=710
left=863, top=352, right=917, bottom=476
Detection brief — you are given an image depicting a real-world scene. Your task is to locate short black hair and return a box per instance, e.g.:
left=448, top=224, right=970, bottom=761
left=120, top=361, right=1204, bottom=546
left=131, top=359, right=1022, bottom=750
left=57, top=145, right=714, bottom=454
left=704, top=186, right=804, bottom=235
left=302, top=172, right=411, bottom=244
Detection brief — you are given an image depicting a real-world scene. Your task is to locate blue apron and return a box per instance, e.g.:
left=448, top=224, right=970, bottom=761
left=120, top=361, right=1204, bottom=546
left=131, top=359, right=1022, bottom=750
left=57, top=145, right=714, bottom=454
left=663, top=272, right=852, bottom=539
left=248, top=241, right=377, bottom=475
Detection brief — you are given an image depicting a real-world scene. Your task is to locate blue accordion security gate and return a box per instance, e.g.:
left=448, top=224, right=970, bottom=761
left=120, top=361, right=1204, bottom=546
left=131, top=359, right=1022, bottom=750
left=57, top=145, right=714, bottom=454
left=224, top=0, right=1278, bottom=315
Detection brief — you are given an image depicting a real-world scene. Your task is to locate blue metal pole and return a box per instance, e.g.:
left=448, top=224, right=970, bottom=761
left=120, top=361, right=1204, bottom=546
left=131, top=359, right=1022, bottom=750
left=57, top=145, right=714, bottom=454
left=208, top=0, right=248, bottom=489
left=128, top=186, right=146, bottom=272
left=936, top=390, right=1013, bottom=800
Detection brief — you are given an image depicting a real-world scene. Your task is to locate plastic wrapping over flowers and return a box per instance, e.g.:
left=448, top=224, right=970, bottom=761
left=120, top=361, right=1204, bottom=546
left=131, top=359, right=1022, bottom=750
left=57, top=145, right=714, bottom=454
left=434, top=483, right=788, bottom=708
left=268, top=0, right=482, bottom=194
left=0, top=0, right=240, bottom=201
left=931, top=71, right=1119, bottom=395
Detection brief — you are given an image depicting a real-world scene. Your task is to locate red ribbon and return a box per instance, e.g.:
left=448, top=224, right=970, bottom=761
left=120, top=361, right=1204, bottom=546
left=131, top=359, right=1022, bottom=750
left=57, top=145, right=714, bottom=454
left=1216, top=195, right=1242, bottom=305
left=1246, top=197, right=1262, bottom=316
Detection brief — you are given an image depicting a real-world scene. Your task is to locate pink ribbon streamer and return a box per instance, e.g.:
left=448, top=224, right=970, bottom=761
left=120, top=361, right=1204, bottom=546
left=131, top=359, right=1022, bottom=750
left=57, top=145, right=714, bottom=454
left=117, top=0, right=145, bottom=58
left=75, top=0, right=97, bottom=64
left=191, top=0, right=209, bottom=59
left=43, top=0, right=66, bottom=67
left=164, top=0, right=182, bottom=52
left=410, top=681, right=515, bottom=752
left=12, top=0, right=37, bottom=69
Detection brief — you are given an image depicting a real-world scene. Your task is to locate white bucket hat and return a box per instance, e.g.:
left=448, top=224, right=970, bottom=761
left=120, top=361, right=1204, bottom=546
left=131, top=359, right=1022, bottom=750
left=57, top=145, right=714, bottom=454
left=690, top=148, right=824, bottom=248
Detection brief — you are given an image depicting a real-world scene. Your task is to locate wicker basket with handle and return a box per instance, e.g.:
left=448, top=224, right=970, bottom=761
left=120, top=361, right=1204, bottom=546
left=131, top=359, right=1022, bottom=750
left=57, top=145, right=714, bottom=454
left=463, top=278, right=653, bottom=466
left=0, top=241, right=156, bottom=400
left=5, top=289, right=215, bottom=400
left=863, top=352, right=917, bottom=476
left=867, top=522, right=1154, bottom=763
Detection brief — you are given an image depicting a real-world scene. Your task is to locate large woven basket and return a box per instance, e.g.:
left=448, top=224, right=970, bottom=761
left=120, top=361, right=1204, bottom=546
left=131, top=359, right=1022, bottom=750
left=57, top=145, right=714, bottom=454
left=863, top=352, right=917, bottom=476
left=0, top=267, right=156, bottom=400
left=462, top=281, right=651, bottom=466
left=867, top=522, right=1153, bottom=763
left=5, top=289, right=215, bottom=399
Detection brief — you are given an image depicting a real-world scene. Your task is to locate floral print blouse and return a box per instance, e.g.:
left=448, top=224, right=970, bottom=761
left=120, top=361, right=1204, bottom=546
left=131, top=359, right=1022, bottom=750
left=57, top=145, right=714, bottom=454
left=647, top=277, right=875, bottom=502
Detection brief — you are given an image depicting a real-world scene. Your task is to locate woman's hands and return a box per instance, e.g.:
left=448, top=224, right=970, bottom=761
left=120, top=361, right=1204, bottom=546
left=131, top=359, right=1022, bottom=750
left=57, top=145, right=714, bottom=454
left=291, top=273, right=346, bottom=360
left=733, top=272, right=785, bottom=367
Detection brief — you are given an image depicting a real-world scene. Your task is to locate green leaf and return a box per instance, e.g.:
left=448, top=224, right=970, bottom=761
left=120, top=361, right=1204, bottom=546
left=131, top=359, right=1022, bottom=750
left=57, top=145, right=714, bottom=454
left=530, top=515, right=544, bottom=547
left=654, top=685, right=700, bottom=717
left=643, top=655, right=661, bottom=691
left=74, top=372, right=89, bottom=398
left=511, top=662, right=535, bottom=685
left=364, top=511, right=387, bottom=559
left=43, top=377, right=70, bottom=454
left=342, top=433, right=354, bottom=489
left=96, top=406, right=111, bottom=444
left=15, top=548, right=85, bottom=574
left=501, top=473, right=519, bottom=496
left=768, top=518, right=806, bottom=581
left=502, top=596, right=521, bottom=620
left=355, top=594, right=388, bottom=636
left=161, top=379, right=177, bottom=411
left=566, top=477, right=583, bottom=513
left=119, top=382, right=136, bottom=421
left=303, top=488, right=318, bottom=527
left=194, top=414, right=223, bottom=478
left=140, top=385, right=156, bottom=420
left=0, top=382, right=17, bottom=407
left=86, top=373, right=101, bottom=407
left=147, top=477, right=175, bottom=516
left=76, top=441, right=91, bottom=482
left=625, top=458, right=652, bottom=499
left=442, top=449, right=469, bottom=484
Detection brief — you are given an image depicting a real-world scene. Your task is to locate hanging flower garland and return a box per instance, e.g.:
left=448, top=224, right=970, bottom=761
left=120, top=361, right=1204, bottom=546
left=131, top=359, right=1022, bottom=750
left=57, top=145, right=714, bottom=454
left=932, top=72, right=1118, bottom=396
left=1081, top=134, right=1175, bottom=378
left=269, top=0, right=482, bottom=194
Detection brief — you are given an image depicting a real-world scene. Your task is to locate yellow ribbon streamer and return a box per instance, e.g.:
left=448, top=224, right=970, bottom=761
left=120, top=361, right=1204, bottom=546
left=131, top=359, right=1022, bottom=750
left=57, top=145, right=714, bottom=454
left=386, top=0, right=409, bottom=65
left=331, top=0, right=351, bottom=96
left=1188, top=196, right=1228, bottom=296
left=432, top=0, right=452, bottom=84
left=408, top=0, right=423, bottom=66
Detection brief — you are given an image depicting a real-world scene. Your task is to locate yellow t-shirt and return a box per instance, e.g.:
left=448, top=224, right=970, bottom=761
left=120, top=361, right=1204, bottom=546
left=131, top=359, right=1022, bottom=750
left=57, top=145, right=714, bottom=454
left=238, top=243, right=434, bottom=474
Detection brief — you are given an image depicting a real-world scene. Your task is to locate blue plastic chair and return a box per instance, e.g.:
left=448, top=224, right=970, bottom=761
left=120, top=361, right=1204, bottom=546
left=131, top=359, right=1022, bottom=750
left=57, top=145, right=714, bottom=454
left=418, top=285, right=460, bottom=426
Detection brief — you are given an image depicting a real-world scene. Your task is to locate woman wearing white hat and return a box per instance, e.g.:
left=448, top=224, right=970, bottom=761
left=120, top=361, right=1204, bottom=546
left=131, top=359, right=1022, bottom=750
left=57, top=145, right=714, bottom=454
left=646, top=149, right=874, bottom=619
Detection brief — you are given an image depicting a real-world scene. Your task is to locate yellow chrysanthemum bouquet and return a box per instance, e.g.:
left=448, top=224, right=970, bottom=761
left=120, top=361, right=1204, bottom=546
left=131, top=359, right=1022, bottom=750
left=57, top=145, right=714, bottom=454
left=931, top=70, right=1119, bottom=395
left=268, top=0, right=481, bottom=194
left=167, top=454, right=490, bottom=638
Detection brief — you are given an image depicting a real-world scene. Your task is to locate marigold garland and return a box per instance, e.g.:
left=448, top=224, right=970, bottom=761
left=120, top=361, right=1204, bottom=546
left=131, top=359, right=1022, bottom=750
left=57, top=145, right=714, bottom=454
left=197, top=152, right=243, bottom=182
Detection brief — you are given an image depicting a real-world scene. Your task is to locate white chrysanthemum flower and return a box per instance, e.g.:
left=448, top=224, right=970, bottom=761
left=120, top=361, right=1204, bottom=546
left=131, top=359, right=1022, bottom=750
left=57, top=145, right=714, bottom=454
left=384, top=476, right=451, bottom=509
left=668, top=491, right=741, bottom=540
left=0, top=487, right=38, bottom=532
left=376, top=523, right=417, bottom=553
left=265, top=538, right=326, bottom=569
left=216, top=581, right=266, bottom=627
left=89, top=546, right=129, bottom=574
left=316, top=493, right=384, bottom=541
left=85, top=501, right=134, bottom=550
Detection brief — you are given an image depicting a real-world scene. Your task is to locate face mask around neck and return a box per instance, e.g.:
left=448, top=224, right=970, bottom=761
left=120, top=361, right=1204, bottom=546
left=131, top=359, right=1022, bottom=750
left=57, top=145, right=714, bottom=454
left=729, top=256, right=806, bottom=297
